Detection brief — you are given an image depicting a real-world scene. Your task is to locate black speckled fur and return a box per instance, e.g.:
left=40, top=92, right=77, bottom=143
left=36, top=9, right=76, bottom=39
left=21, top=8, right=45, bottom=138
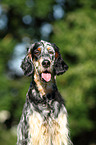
left=17, top=40, right=69, bottom=145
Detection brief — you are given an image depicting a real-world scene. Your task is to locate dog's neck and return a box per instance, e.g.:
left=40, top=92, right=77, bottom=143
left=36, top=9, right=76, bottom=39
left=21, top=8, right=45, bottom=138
left=34, top=71, right=56, bottom=97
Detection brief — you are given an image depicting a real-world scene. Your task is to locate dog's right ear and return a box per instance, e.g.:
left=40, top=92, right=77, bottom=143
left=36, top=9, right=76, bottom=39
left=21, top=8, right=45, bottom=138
left=52, top=43, right=69, bottom=75
left=21, top=45, right=34, bottom=76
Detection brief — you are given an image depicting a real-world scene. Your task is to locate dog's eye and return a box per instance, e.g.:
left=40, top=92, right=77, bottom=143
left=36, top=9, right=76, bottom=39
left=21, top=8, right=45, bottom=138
left=47, top=48, right=54, bottom=54
left=49, top=50, right=54, bottom=54
left=34, top=48, right=41, bottom=56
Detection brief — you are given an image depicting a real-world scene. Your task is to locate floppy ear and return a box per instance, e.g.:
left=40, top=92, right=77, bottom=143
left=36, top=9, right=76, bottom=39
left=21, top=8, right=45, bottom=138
left=52, top=43, right=68, bottom=75
left=21, top=45, right=34, bottom=76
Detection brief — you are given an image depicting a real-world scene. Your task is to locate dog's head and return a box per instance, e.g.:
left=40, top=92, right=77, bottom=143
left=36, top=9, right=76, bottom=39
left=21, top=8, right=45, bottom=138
left=21, top=40, right=68, bottom=82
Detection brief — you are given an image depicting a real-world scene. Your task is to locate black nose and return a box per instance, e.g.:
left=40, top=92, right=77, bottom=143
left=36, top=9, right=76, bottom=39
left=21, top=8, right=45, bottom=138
left=42, top=60, right=50, bottom=68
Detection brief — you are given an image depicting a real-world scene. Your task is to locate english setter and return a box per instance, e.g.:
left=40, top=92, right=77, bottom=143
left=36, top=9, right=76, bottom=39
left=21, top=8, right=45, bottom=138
left=17, top=40, right=72, bottom=145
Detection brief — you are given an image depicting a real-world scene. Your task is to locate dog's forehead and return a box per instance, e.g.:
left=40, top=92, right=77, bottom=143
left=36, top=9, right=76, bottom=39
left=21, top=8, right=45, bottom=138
left=39, top=40, right=54, bottom=51
left=41, top=40, right=51, bottom=47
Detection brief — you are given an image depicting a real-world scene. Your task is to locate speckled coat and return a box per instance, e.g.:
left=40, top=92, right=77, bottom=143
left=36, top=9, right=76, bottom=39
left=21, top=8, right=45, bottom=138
left=17, top=40, right=72, bottom=145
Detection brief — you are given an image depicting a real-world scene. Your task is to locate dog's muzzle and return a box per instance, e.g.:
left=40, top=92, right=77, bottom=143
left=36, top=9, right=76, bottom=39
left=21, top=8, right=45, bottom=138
left=41, top=60, right=51, bottom=82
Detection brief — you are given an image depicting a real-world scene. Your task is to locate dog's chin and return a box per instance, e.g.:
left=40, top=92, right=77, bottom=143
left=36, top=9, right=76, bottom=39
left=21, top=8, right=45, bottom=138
left=40, top=71, right=52, bottom=83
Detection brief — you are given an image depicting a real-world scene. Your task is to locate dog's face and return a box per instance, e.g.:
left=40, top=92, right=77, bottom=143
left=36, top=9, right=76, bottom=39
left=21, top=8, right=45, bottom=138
left=21, top=40, right=68, bottom=82
left=32, top=41, right=56, bottom=82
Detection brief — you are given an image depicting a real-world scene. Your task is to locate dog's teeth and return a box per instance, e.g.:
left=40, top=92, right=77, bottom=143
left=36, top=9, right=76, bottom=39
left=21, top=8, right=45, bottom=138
left=41, top=73, right=51, bottom=82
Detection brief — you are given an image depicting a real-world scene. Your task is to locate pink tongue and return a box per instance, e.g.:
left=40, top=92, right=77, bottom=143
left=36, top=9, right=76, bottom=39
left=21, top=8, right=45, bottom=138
left=41, top=73, right=51, bottom=82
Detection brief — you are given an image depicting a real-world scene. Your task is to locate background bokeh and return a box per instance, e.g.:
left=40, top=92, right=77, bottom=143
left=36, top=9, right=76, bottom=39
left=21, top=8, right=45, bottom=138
left=0, top=0, right=96, bottom=145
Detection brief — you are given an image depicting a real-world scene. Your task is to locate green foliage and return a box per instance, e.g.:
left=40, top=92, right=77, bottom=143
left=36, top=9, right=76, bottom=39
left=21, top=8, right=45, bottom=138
left=0, top=0, right=96, bottom=144
left=34, top=0, right=53, bottom=18
left=0, top=126, right=16, bottom=145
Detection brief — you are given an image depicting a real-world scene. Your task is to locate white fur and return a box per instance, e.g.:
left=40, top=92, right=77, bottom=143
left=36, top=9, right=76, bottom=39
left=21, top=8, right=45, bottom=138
left=28, top=108, right=70, bottom=145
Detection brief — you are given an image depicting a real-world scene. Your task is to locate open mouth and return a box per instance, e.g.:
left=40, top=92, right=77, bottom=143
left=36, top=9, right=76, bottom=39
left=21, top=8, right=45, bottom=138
left=41, top=71, right=51, bottom=82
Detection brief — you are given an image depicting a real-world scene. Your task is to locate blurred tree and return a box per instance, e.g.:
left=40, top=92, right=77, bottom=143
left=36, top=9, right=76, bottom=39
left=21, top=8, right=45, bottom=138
left=0, top=0, right=96, bottom=145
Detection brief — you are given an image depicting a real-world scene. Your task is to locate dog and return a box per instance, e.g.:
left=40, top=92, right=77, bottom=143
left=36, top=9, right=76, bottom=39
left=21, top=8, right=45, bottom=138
left=17, top=40, right=72, bottom=145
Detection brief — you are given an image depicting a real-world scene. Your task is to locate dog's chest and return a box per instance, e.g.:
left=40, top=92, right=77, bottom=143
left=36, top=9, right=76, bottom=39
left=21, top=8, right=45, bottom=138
left=28, top=109, right=68, bottom=145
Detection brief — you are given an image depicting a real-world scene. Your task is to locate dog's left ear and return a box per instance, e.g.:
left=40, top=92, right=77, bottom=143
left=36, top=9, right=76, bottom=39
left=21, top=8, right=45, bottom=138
left=21, top=45, right=34, bottom=76
left=52, top=43, right=68, bottom=75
